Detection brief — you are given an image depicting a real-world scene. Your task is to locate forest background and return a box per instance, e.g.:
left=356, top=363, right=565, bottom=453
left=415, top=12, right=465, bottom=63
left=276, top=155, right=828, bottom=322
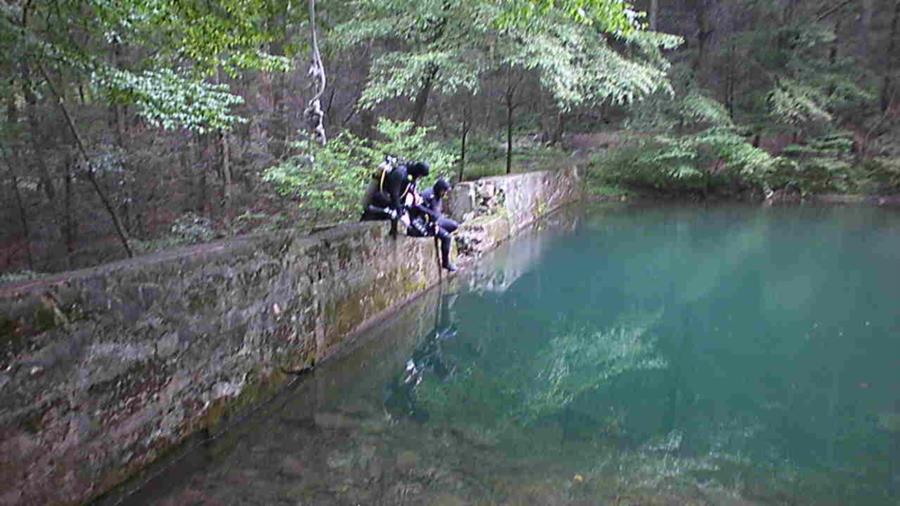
left=1, top=0, right=898, bottom=279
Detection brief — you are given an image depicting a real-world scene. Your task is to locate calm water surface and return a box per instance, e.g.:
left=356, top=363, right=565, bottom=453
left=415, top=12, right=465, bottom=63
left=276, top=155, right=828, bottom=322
left=123, top=204, right=900, bottom=506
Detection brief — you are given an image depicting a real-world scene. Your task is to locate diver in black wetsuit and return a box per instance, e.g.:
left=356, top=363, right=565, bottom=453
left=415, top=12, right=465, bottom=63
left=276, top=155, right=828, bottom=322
left=361, top=159, right=430, bottom=235
left=407, top=177, right=460, bottom=272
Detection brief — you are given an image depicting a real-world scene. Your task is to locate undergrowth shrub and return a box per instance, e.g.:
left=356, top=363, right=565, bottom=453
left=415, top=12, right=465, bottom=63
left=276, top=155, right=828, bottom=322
left=589, top=128, right=776, bottom=196
left=263, top=119, right=456, bottom=223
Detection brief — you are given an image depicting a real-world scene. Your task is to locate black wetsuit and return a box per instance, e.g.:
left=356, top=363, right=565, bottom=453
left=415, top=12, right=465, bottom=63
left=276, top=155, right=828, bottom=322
left=408, top=187, right=459, bottom=269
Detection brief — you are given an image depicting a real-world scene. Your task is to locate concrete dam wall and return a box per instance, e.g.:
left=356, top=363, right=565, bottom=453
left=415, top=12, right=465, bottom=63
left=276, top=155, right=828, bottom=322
left=0, top=167, right=581, bottom=505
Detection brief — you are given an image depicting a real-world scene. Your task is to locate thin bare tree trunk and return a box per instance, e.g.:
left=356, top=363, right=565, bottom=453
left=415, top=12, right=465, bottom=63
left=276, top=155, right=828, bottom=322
left=411, top=65, right=438, bottom=128
left=858, top=0, right=874, bottom=62
left=39, top=64, right=133, bottom=258
left=215, top=69, right=233, bottom=228
left=693, top=1, right=714, bottom=79
left=221, top=129, right=232, bottom=227
left=650, top=0, right=659, bottom=30
left=63, top=153, right=76, bottom=261
left=21, top=66, right=71, bottom=267
left=504, top=69, right=522, bottom=175
left=726, top=41, right=736, bottom=117
left=11, top=173, right=34, bottom=270
left=4, top=78, right=34, bottom=269
left=198, top=133, right=208, bottom=215
left=882, top=0, right=900, bottom=113
left=22, top=68, right=56, bottom=203
left=111, top=43, right=127, bottom=147
left=459, top=98, right=471, bottom=182
left=2, top=155, right=34, bottom=271
left=506, top=104, right=514, bottom=175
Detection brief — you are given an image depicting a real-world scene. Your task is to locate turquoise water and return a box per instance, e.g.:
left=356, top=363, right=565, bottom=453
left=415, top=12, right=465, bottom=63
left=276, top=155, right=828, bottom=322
left=123, top=204, right=900, bottom=506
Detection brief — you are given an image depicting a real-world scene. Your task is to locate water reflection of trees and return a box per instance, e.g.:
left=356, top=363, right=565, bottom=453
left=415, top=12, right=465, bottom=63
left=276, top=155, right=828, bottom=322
left=382, top=205, right=900, bottom=504
left=394, top=303, right=670, bottom=445
left=464, top=211, right=578, bottom=294
left=521, top=309, right=667, bottom=423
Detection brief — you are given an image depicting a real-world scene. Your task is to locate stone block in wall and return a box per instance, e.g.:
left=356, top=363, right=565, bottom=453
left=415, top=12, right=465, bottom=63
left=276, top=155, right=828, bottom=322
left=451, top=167, right=582, bottom=259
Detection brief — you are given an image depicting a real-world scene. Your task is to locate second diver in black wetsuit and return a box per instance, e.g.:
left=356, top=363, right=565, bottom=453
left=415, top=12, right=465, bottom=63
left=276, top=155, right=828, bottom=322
left=407, top=177, right=460, bottom=272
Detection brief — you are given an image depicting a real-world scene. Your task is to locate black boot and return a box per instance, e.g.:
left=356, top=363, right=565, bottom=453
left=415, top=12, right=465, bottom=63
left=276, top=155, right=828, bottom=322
left=440, top=233, right=457, bottom=272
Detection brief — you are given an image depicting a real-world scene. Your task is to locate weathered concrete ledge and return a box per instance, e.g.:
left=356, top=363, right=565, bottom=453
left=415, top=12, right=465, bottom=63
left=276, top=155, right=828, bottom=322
left=0, top=167, right=581, bottom=506
left=449, top=168, right=582, bottom=257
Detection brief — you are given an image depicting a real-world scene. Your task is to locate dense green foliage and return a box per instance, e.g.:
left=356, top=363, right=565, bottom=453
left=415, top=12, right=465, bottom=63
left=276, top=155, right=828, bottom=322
left=2, top=0, right=899, bottom=275
left=1, top=0, right=290, bottom=133
left=589, top=1, right=900, bottom=199
left=335, top=0, right=680, bottom=113
left=263, top=119, right=456, bottom=222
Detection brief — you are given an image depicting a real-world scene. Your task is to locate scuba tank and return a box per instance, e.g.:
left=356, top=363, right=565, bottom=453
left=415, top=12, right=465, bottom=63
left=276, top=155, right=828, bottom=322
left=362, top=155, right=401, bottom=208
left=373, top=154, right=401, bottom=193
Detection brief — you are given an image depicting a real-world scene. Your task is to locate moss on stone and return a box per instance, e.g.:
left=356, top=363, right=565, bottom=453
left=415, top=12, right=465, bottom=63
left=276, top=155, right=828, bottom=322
left=0, top=315, right=18, bottom=343
left=34, top=305, right=59, bottom=332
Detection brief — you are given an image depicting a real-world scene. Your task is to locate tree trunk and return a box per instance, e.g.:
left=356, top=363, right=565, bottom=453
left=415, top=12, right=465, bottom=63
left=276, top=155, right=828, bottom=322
left=111, top=43, right=127, bottom=147
left=460, top=117, right=469, bottom=182
left=22, top=65, right=71, bottom=267
left=858, top=0, right=874, bottom=62
left=11, top=173, right=34, bottom=271
left=196, top=133, right=208, bottom=215
left=269, top=8, right=287, bottom=158
left=214, top=68, right=232, bottom=225
left=551, top=111, right=566, bottom=146
left=827, top=19, right=841, bottom=97
left=693, top=1, right=714, bottom=79
left=650, top=0, right=659, bottom=30
left=63, top=153, right=76, bottom=261
left=882, top=0, right=900, bottom=113
left=39, top=64, right=133, bottom=258
left=22, top=67, right=56, bottom=203
left=4, top=78, right=33, bottom=269
left=506, top=102, right=513, bottom=175
left=726, top=41, right=736, bottom=117
left=504, top=70, right=520, bottom=175
left=221, top=129, right=232, bottom=228
left=2, top=155, right=34, bottom=271
left=411, top=65, right=439, bottom=128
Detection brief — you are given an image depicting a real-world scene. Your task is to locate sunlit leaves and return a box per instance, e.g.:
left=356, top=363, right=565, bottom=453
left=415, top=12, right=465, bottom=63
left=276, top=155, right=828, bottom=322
left=504, top=21, right=676, bottom=110
left=337, top=0, right=681, bottom=113
left=496, top=0, right=643, bottom=35
left=4, top=0, right=292, bottom=132
left=360, top=51, right=485, bottom=110
left=769, top=78, right=833, bottom=126
left=595, top=126, right=778, bottom=193
left=93, top=68, right=245, bottom=133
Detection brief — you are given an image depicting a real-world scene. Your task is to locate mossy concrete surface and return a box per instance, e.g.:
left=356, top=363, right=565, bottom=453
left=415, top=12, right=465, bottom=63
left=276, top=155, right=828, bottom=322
left=0, top=168, right=582, bottom=506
